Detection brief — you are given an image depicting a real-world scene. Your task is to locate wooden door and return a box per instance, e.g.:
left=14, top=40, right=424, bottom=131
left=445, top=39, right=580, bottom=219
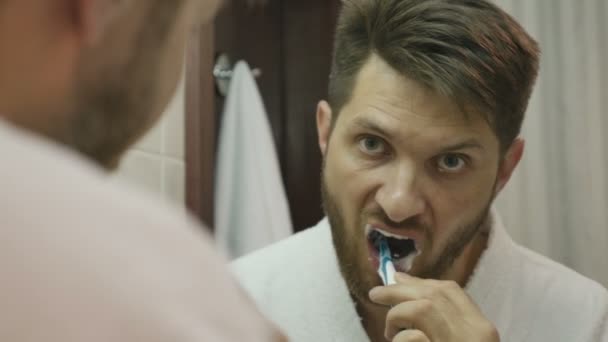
left=185, top=22, right=216, bottom=227
left=186, top=0, right=341, bottom=231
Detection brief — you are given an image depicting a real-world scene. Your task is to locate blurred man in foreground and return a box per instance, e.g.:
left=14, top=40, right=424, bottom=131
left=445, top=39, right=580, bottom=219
left=0, top=1, right=283, bottom=340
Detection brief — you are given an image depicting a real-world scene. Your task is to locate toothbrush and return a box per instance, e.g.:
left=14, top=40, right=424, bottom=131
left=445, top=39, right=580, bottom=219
left=377, top=236, right=397, bottom=286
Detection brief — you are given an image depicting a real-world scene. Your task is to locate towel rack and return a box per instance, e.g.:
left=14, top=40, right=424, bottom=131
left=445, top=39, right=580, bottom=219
left=213, top=53, right=262, bottom=96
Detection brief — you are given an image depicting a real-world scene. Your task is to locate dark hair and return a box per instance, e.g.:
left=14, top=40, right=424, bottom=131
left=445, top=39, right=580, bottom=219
left=328, top=0, right=540, bottom=151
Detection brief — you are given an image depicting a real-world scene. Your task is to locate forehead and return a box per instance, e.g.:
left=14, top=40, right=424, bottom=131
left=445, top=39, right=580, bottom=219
left=337, top=55, right=495, bottom=147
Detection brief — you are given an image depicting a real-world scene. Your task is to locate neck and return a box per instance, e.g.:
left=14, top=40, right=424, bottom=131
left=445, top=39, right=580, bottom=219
left=357, top=221, right=491, bottom=342
left=357, top=301, right=389, bottom=342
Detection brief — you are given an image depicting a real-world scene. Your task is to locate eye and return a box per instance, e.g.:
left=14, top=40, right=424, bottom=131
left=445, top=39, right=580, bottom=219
left=437, top=154, right=467, bottom=173
left=358, top=136, right=387, bottom=156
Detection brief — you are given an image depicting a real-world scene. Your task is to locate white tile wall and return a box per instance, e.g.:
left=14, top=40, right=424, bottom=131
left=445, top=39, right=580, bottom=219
left=115, top=77, right=187, bottom=208
left=163, top=81, right=185, bottom=160
left=118, top=150, right=164, bottom=194
left=163, top=159, right=186, bottom=206
left=134, top=117, right=163, bottom=154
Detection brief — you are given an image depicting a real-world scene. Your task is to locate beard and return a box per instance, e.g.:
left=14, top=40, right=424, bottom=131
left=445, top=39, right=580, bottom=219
left=63, top=1, right=182, bottom=169
left=321, top=167, right=494, bottom=304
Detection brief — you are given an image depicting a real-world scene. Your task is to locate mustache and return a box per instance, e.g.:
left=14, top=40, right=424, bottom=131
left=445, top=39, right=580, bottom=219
left=362, top=208, right=429, bottom=231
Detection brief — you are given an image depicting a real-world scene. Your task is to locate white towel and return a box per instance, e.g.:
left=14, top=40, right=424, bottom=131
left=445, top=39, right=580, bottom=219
left=215, top=61, right=293, bottom=259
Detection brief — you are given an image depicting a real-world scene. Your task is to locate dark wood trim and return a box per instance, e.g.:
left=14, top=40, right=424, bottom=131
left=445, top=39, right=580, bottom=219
left=185, top=23, right=216, bottom=228
left=186, top=1, right=341, bottom=231
left=282, top=0, right=339, bottom=231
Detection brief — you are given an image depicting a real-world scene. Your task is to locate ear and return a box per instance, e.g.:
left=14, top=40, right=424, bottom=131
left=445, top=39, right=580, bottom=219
left=494, top=138, right=525, bottom=195
left=66, top=0, right=99, bottom=45
left=70, top=0, right=132, bottom=45
left=316, top=100, right=333, bottom=157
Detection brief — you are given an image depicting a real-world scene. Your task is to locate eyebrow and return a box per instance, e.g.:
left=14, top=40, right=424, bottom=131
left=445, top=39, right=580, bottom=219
left=351, top=117, right=484, bottom=152
left=439, top=139, right=485, bottom=152
left=351, top=117, right=395, bottom=139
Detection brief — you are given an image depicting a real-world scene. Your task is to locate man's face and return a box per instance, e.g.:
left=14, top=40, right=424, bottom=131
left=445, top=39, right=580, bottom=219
left=319, top=55, right=509, bottom=303
left=67, top=0, right=220, bottom=168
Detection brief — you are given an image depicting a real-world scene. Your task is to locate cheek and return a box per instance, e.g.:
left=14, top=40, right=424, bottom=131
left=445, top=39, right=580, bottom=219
left=325, top=142, right=377, bottom=214
left=155, top=26, right=189, bottom=111
left=424, top=170, right=496, bottom=228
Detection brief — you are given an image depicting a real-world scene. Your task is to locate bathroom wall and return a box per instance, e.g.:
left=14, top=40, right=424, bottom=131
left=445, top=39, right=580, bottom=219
left=115, top=77, right=186, bottom=208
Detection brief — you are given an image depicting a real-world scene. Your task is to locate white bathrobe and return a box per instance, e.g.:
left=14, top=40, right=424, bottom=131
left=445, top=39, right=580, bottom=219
left=233, top=214, right=608, bottom=341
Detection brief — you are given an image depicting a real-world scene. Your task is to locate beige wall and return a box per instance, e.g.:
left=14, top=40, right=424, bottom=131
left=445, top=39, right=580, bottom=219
left=493, top=0, right=608, bottom=287
left=115, top=77, right=186, bottom=207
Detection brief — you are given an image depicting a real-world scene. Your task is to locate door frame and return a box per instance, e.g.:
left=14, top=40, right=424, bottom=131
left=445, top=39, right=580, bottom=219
left=185, top=23, right=216, bottom=228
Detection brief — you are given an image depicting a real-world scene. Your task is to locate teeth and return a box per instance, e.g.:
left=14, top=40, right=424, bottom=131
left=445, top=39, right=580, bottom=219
left=394, top=251, right=420, bottom=272
left=366, top=225, right=421, bottom=273
left=365, top=225, right=416, bottom=242
left=374, top=228, right=412, bottom=240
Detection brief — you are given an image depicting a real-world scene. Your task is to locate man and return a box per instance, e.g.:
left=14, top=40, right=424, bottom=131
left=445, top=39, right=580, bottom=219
left=0, top=1, right=283, bottom=341
left=233, top=0, right=608, bottom=341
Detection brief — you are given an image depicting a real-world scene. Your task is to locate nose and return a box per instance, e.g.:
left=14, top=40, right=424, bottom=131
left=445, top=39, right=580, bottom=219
left=374, top=162, right=426, bottom=224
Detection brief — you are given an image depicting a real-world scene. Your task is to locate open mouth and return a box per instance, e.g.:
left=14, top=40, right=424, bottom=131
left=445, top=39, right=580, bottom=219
left=367, top=226, right=421, bottom=273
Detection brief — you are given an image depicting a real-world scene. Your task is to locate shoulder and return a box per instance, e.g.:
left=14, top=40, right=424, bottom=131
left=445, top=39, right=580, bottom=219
left=486, top=212, right=607, bottom=314
left=233, top=221, right=329, bottom=278
left=0, top=120, right=195, bottom=236
left=230, top=219, right=365, bottom=341
left=515, top=244, right=608, bottom=307
left=0, top=123, right=280, bottom=341
left=231, top=220, right=332, bottom=304
left=0, top=120, right=226, bottom=296
left=512, top=244, right=608, bottom=337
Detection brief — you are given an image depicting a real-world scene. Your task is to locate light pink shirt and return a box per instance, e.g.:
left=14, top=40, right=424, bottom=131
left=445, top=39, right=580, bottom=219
left=0, top=120, right=283, bottom=341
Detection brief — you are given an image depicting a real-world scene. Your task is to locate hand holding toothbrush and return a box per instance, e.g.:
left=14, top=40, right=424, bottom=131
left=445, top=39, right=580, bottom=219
left=371, top=236, right=498, bottom=342
left=369, top=273, right=499, bottom=342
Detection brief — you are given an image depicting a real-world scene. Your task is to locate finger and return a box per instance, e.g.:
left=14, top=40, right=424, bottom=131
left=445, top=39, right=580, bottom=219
left=395, top=273, right=444, bottom=288
left=394, top=272, right=426, bottom=283
left=392, top=329, right=431, bottom=342
left=397, top=274, right=471, bottom=309
left=370, top=275, right=464, bottom=307
left=369, top=282, right=435, bottom=306
left=385, top=300, right=440, bottom=340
